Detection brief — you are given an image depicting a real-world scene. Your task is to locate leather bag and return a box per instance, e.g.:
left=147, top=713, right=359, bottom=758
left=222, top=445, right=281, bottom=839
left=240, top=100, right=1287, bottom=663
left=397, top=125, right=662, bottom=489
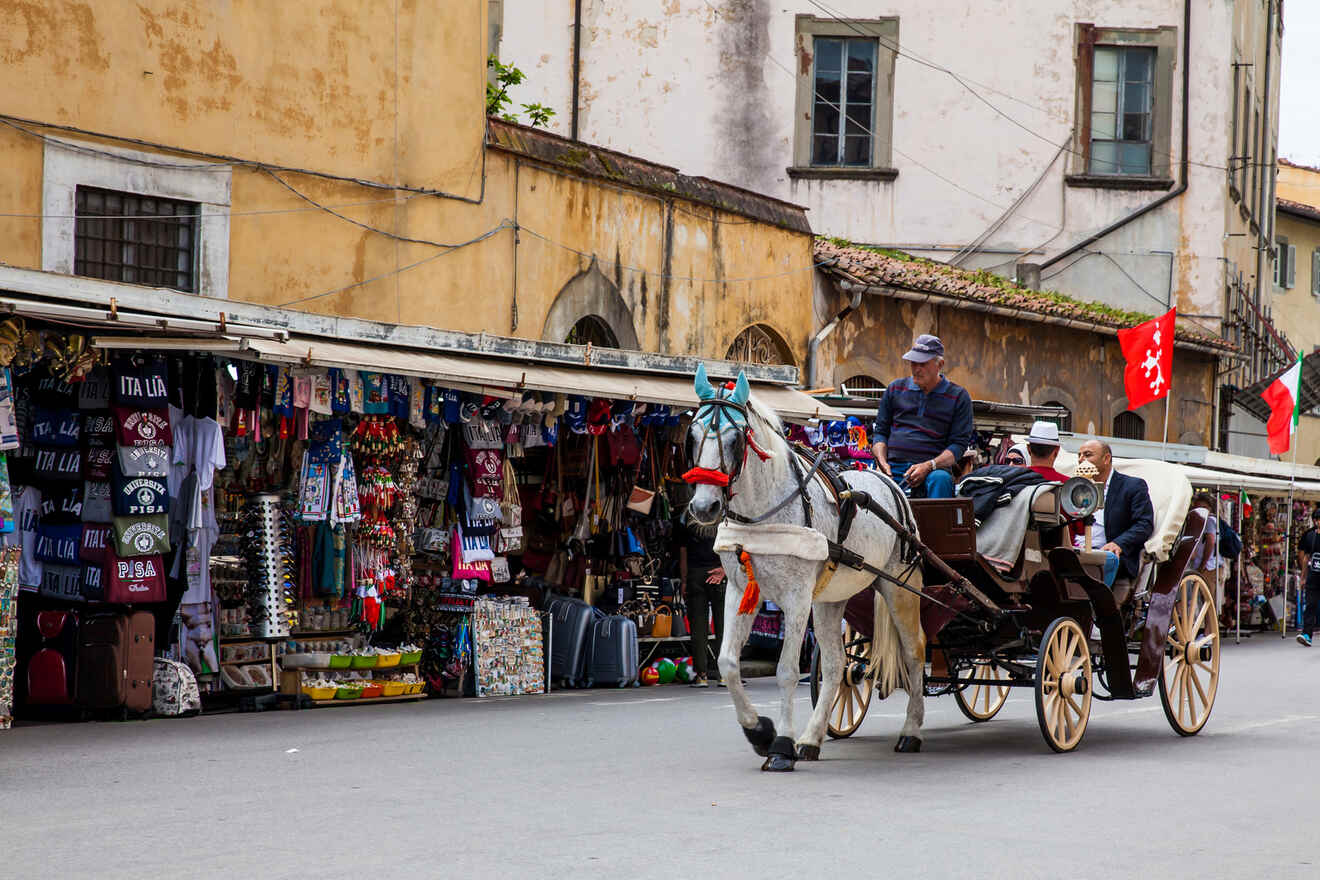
left=651, top=604, right=673, bottom=639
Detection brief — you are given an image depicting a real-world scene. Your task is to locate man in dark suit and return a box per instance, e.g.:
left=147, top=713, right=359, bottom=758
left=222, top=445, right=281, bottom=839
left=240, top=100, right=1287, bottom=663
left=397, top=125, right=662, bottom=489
left=1077, top=439, right=1155, bottom=587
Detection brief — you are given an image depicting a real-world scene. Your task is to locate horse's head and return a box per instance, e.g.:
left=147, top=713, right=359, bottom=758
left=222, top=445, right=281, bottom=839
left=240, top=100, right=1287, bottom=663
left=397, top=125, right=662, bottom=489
left=685, top=364, right=753, bottom=525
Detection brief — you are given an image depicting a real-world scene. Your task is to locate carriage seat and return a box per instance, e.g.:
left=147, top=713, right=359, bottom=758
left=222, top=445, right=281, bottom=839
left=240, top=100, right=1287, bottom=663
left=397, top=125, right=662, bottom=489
left=1029, top=484, right=1062, bottom=527
left=1077, top=549, right=1140, bottom=606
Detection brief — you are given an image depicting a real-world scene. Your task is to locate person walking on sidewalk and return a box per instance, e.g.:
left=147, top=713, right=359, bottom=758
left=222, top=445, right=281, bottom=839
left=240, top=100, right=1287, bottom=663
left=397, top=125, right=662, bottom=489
left=676, top=514, right=725, bottom=686
left=1297, top=508, right=1320, bottom=646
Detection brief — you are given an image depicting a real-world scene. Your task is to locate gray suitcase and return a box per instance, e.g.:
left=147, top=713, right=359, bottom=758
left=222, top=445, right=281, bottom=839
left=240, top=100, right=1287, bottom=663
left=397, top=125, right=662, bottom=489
left=547, top=596, right=597, bottom=687
left=587, top=615, right=638, bottom=687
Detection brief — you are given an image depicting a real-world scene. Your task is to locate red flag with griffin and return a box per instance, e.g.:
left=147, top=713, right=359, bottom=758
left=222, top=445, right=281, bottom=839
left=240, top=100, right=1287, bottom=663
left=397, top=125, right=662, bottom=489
left=1117, top=308, right=1176, bottom=410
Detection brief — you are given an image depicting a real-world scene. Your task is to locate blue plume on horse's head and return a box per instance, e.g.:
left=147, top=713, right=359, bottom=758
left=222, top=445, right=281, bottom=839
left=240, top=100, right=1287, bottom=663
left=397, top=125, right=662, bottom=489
left=694, top=362, right=716, bottom=400
left=730, top=370, right=750, bottom=406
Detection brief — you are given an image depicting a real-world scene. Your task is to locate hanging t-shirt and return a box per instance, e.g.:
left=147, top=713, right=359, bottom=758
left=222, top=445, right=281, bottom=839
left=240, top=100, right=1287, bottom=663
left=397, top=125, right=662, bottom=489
left=119, top=444, right=169, bottom=478
left=82, top=411, right=115, bottom=447
left=113, top=406, right=173, bottom=448
left=39, top=564, right=82, bottom=602
left=33, top=447, right=82, bottom=482
left=103, top=551, right=166, bottom=603
left=112, top=356, right=169, bottom=407
left=81, top=480, right=112, bottom=523
left=84, top=445, right=115, bottom=481
left=4, top=486, right=42, bottom=588
left=408, top=377, right=426, bottom=429
left=80, top=563, right=104, bottom=601
left=77, top=367, right=112, bottom=411
left=348, top=371, right=365, bottom=413
left=328, top=368, right=351, bottom=413
left=387, top=375, right=410, bottom=420
left=31, top=370, right=76, bottom=409
left=234, top=361, right=260, bottom=411
left=29, top=408, right=80, bottom=448
left=35, top=522, right=81, bottom=565
left=0, top=453, right=13, bottom=533
left=310, top=373, right=333, bottom=415
left=360, top=372, right=388, bottom=414
left=273, top=368, right=294, bottom=418
left=260, top=365, right=278, bottom=410
left=80, top=523, right=112, bottom=565
left=113, top=514, right=171, bottom=558
left=39, top=484, right=83, bottom=522
left=111, top=469, right=169, bottom=516
left=0, top=367, right=19, bottom=451
left=189, top=417, right=225, bottom=492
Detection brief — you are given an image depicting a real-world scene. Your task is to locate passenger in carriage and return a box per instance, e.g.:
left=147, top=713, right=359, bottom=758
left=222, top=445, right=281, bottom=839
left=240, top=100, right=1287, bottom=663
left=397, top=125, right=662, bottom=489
left=1024, top=420, right=1069, bottom=482
left=870, top=334, right=975, bottom=499
left=1073, top=439, right=1155, bottom=589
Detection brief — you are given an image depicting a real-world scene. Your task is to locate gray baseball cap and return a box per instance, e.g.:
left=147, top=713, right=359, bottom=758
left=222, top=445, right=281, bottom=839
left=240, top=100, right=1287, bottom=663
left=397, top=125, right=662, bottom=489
left=902, top=334, right=945, bottom=363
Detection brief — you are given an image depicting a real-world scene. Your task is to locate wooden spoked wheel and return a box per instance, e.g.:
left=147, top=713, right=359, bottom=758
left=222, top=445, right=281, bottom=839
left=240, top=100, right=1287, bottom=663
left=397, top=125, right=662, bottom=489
left=1159, top=573, right=1220, bottom=736
left=954, top=660, right=1010, bottom=722
left=1034, top=617, right=1092, bottom=753
left=809, top=622, right=874, bottom=739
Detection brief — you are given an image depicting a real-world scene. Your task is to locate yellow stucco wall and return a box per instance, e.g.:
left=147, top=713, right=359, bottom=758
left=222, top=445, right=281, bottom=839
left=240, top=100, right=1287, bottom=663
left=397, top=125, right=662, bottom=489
left=0, top=1, right=814, bottom=369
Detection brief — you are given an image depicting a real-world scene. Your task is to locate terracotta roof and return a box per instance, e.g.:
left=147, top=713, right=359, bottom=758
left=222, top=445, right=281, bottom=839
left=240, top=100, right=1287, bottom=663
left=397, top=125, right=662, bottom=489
left=814, top=238, right=1234, bottom=352
left=485, top=118, right=811, bottom=235
left=1278, top=197, right=1320, bottom=223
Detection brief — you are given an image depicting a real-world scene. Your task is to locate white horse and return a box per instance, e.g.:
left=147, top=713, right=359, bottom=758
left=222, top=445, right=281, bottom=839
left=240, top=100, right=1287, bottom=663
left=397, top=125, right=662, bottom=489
left=685, top=365, right=928, bottom=771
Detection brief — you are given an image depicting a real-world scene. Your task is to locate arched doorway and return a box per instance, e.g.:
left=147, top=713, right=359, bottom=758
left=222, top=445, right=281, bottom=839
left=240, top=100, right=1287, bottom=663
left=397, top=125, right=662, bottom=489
left=1042, top=400, right=1073, bottom=432
left=726, top=324, right=794, bottom=366
left=565, top=315, right=618, bottom=348
left=1113, top=410, right=1146, bottom=440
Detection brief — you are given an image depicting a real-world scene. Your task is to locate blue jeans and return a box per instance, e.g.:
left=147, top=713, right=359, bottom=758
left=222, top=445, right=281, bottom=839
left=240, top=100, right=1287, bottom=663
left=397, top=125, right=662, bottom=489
left=1100, top=551, right=1120, bottom=587
left=890, top=461, right=954, bottom=499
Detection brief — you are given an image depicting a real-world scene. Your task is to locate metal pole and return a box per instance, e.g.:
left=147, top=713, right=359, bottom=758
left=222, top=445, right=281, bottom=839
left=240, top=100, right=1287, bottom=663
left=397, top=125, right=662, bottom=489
left=1283, top=440, right=1299, bottom=637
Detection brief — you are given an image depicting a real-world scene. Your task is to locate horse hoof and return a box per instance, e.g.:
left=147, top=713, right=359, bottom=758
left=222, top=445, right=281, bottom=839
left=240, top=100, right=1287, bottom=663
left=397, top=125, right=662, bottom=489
left=761, top=736, right=798, bottom=772
left=796, top=743, right=821, bottom=761
left=894, top=736, right=923, bottom=753
left=742, top=716, right=777, bottom=758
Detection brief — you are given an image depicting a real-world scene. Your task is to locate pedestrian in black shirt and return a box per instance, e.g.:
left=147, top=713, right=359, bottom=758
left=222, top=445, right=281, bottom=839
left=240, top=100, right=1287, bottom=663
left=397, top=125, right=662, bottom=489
left=1297, top=508, right=1320, bottom=647
left=676, top=514, right=725, bottom=686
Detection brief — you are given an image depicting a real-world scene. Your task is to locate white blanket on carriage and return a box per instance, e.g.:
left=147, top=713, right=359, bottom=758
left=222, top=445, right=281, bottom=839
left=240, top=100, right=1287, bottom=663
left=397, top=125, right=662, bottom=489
left=975, top=483, right=1054, bottom=572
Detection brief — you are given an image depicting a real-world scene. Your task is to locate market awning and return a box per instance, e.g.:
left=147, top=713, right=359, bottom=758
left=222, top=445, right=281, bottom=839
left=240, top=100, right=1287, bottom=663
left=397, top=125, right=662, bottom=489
left=93, top=335, right=841, bottom=423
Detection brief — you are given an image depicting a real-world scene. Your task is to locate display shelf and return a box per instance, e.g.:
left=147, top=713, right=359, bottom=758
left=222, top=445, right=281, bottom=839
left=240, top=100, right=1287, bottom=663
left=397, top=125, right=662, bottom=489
left=289, top=628, right=358, bottom=637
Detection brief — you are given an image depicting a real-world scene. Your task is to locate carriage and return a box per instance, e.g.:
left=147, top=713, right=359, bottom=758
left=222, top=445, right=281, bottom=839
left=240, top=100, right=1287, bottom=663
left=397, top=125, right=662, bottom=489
left=806, top=462, right=1221, bottom=753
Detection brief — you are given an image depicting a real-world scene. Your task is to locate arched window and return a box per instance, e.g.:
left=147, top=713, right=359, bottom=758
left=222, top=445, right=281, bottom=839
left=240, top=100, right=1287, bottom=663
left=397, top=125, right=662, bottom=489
left=565, top=315, right=618, bottom=348
left=1113, top=410, right=1145, bottom=440
left=840, top=375, right=885, bottom=398
left=1042, top=400, right=1073, bottom=432
left=726, top=324, right=794, bottom=366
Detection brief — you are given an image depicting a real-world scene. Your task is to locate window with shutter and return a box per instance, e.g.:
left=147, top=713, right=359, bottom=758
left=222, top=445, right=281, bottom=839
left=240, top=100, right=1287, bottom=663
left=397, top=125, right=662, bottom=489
left=1312, top=249, right=1320, bottom=297
left=1287, top=244, right=1297, bottom=289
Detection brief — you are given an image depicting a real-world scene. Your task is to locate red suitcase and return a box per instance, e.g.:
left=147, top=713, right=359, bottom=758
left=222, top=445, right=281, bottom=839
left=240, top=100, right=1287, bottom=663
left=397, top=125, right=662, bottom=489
left=27, top=610, right=79, bottom=705
left=77, top=610, right=154, bottom=713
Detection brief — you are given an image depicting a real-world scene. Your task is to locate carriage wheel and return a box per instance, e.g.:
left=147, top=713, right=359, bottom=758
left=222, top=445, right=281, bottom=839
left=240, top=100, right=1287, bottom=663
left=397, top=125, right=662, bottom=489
left=1034, top=617, right=1092, bottom=753
left=1159, top=573, right=1219, bottom=736
left=809, top=622, right=874, bottom=739
left=954, top=660, right=1010, bottom=722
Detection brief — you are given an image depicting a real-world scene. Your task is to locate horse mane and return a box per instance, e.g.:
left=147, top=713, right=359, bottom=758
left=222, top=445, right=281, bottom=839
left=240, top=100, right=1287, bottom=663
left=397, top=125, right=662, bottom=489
left=746, top=393, right=786, bottom=456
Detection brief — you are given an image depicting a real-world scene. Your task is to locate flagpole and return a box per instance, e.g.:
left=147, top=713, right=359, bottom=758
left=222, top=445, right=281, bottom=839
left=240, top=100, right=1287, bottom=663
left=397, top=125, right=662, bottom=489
left=1161, top=367, right=1172, bottom=462
left=1281, top=351, right=1303, bottom=638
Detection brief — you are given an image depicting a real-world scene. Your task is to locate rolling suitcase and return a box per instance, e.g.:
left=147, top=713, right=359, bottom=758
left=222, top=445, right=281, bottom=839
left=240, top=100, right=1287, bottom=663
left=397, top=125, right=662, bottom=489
left=587, top=614, right=638, bottom=687
left=77, top=610, right=154, bottom=714
left=547, top=596, right=596, bottom=688
left=27, top=610, right=78, bottom=705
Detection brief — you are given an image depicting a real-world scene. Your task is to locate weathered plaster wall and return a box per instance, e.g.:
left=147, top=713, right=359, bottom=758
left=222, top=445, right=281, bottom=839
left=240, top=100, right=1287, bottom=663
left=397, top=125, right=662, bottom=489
left=0, top=0, right=488, bottom=194
left=816, top=284, right=1216, bottom=445
left=0, top=0, right=814, bottom=369
left=501, top=0, right=1279, bottom=322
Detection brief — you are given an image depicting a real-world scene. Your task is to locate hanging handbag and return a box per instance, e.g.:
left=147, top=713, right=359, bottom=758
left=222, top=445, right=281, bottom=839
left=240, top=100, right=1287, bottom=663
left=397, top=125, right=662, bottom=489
left=650, top=604, right=673, bottom=639
left=626, top=485, right=655, bottom=515
left=670, top=599, right=688, bottom=638
left=606, top=424, right=642, bottom=467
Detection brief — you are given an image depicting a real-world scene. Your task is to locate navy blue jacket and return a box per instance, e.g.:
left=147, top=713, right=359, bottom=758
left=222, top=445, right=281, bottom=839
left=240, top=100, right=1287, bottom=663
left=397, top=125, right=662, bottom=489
left=874, top=376, right=975, bottom=464
left=1104, top=470, right=1155, bottom=581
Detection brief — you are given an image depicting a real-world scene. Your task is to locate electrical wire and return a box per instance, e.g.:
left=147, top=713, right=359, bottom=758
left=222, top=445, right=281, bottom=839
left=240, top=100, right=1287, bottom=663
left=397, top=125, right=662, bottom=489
left=277, top=220, right=517, bottom=307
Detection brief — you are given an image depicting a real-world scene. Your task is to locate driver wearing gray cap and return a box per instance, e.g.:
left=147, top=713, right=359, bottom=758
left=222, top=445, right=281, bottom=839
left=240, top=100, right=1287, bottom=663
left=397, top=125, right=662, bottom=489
left=870, top=334, right=974, bottom=499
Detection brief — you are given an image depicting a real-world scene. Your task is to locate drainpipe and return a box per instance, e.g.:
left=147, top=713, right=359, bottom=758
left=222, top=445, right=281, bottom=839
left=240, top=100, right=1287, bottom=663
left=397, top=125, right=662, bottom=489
left=571, top=0, right=582, bottom=141
left=1038, top=0, right=1191, bottom=273
left=807, top=286, right=863, bottom=388
left=1254, top=1, right=1276, bottom=313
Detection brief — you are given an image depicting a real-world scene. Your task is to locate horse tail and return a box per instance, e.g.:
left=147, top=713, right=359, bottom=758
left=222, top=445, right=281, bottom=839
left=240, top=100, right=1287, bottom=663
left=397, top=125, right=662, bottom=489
left=872, top=567, right=926, bottom=698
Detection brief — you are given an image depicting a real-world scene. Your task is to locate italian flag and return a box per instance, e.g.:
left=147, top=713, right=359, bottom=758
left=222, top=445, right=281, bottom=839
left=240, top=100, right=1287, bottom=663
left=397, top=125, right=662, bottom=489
left=1261, top=352, right=1303, bottom=455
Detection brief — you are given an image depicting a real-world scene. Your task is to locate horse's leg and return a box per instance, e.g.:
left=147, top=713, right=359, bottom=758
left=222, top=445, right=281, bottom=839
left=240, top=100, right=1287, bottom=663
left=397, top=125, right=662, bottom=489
left=885, top=580, right=928, bottom=754
left=761, top=589, right=811, bottom=772
left=717, top=580, right=773, bottom=758
left=796, top=598, right=845, bottom=760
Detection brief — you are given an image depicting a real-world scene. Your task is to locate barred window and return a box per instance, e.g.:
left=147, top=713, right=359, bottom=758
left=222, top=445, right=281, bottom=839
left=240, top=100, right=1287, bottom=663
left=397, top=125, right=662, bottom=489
left=74, top=186, right=198, bottom=292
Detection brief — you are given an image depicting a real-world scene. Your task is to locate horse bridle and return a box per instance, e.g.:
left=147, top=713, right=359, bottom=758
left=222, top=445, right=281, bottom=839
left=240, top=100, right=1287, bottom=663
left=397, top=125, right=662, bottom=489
left=683, top=394, right=814, bottom=527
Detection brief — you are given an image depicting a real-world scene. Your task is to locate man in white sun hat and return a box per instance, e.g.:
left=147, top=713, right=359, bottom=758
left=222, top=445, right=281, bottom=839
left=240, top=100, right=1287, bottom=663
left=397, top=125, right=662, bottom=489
left=1024, top=420, right=1069, bottom=482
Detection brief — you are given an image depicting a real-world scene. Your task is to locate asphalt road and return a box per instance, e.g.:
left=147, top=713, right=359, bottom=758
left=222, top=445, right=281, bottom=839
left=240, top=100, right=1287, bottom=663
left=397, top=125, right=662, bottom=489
left=0, top=634, right=1314, bottom=880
